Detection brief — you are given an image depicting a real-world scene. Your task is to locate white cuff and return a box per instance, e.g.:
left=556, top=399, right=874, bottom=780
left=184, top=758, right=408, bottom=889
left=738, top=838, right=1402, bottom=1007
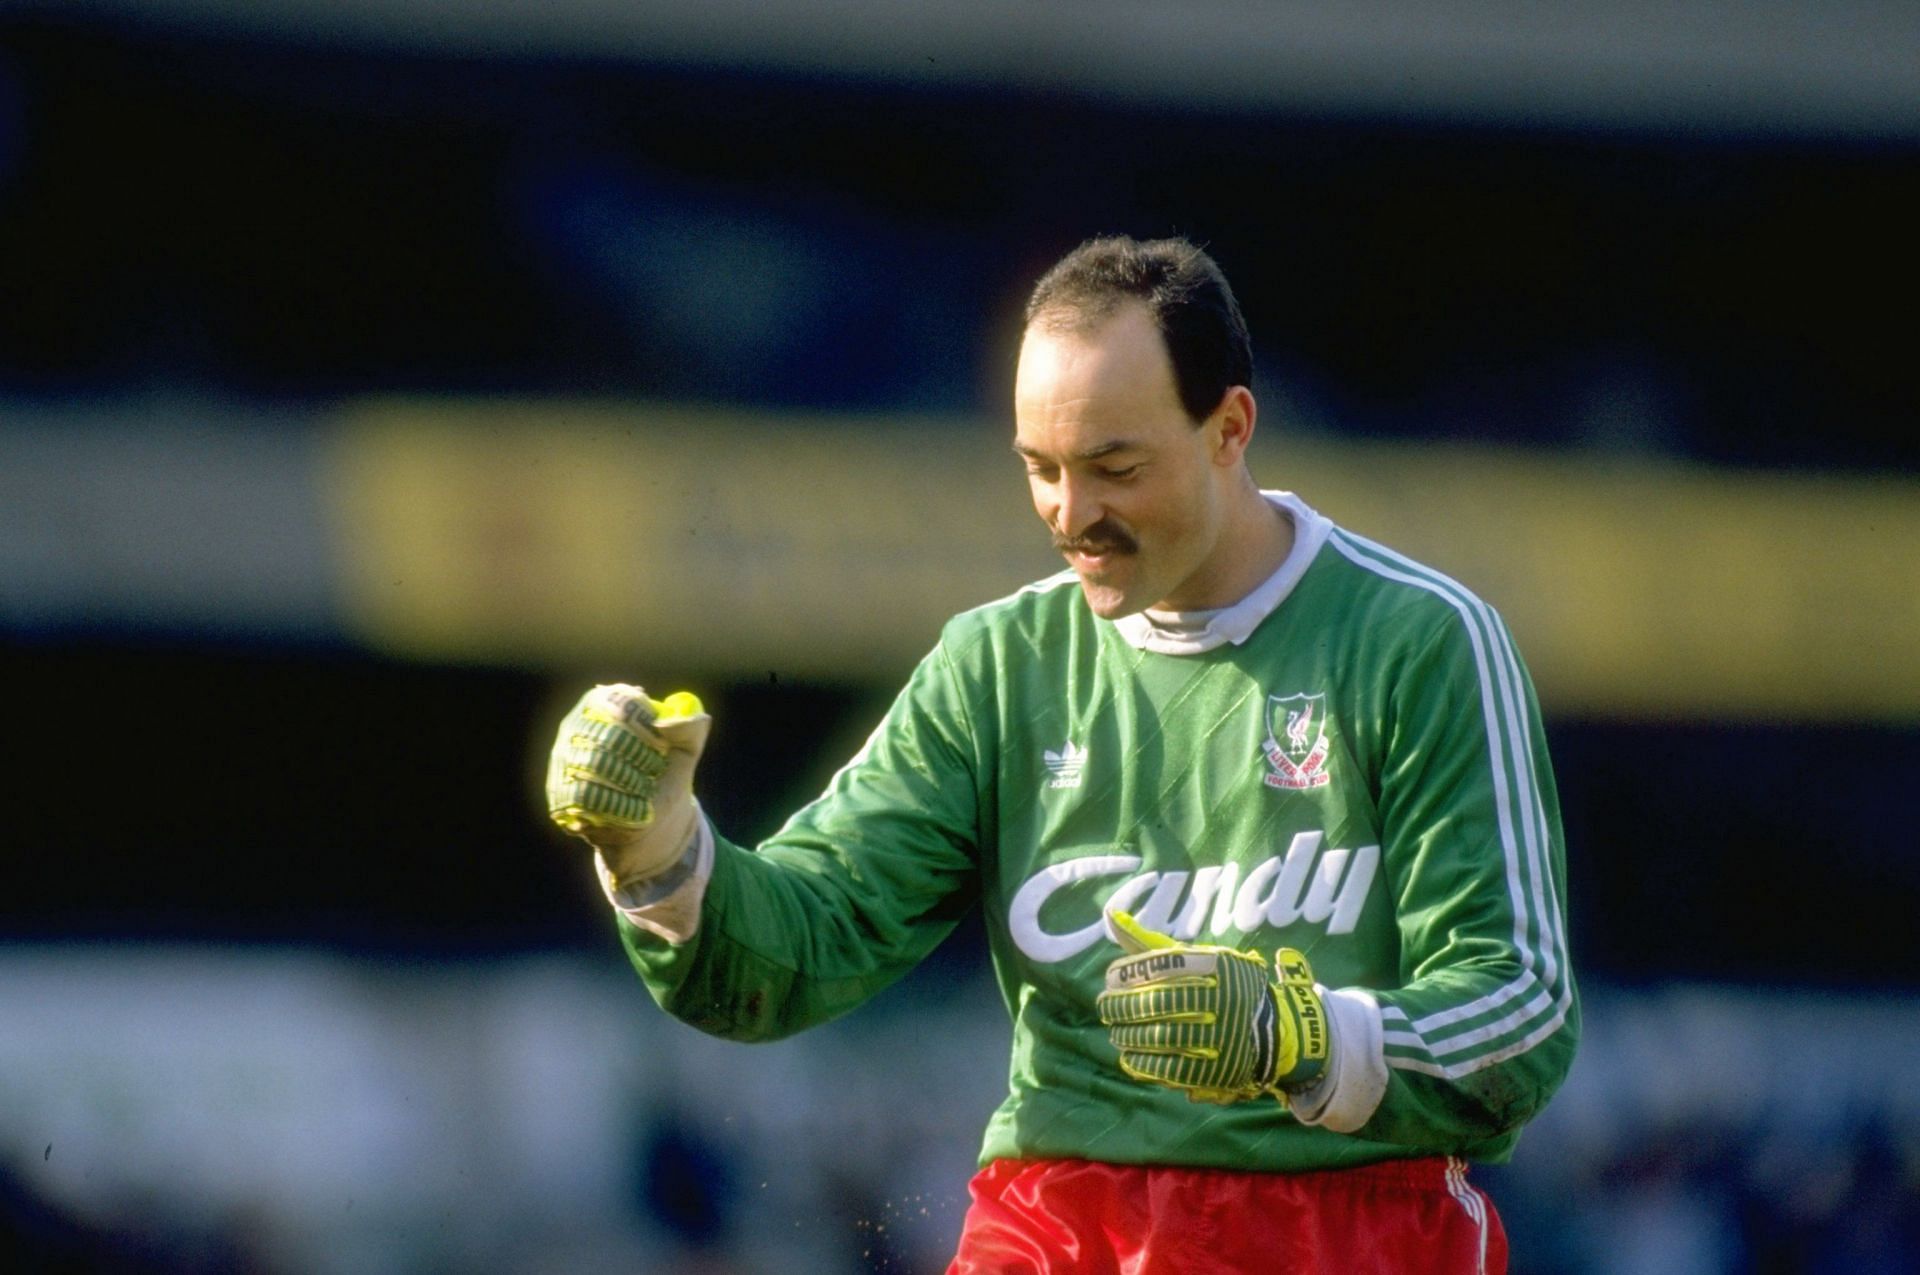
left=1288, top=986, right=1388, bottom=1132
left=595, top=806, right=714, bottom=945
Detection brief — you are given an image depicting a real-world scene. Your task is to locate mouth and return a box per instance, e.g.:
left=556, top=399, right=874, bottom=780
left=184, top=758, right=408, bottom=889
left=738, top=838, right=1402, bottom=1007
left=1060, top=545, right=1134, bottom=579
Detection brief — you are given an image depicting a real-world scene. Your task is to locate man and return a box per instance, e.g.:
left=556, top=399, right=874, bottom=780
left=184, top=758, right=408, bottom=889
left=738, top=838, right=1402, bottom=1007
left=546, top=236, right=1578, bottom=1272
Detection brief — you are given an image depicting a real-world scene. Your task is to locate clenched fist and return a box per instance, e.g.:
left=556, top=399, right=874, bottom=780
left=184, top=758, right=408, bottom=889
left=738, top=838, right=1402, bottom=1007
left=545, top=684, right=711, bottom=884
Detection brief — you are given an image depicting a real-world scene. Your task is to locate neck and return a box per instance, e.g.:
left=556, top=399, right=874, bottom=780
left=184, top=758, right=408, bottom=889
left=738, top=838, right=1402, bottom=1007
left=1224, top=484, right=1296, bottom=602
left=1164, top=483, right=1294, bottom=612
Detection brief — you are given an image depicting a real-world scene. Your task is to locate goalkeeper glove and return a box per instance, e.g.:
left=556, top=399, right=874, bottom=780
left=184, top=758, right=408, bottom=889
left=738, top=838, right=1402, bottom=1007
left=1095, top=910, right=1330, bottom=1106
left=545, top=684, right=710, bottom=884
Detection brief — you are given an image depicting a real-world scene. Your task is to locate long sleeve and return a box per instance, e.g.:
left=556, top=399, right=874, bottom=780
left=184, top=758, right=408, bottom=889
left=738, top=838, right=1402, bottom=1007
left=1354, top=605, right=1580, bottom=1152
left=615, top=637, right=986, bottom=1042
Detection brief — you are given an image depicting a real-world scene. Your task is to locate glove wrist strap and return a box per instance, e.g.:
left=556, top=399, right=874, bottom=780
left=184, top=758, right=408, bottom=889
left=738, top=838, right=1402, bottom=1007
left=1268, top=950, right=1331, bottom=1092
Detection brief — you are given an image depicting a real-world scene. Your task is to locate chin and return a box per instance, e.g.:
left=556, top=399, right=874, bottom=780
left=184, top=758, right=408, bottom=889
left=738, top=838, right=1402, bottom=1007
left=1076, top=575, right=1147, bottom=620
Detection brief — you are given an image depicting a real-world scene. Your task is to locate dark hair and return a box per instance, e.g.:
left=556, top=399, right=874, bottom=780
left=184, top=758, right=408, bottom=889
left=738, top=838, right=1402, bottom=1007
left=1025, top=235, right=1253, bottom=423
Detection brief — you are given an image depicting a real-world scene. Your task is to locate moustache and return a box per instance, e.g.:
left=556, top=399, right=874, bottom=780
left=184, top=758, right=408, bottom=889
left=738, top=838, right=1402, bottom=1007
left=1053, top=520, right=1140, bottom=556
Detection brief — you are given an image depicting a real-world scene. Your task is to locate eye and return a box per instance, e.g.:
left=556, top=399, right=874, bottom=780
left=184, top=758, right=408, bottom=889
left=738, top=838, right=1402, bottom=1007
left=1100, top=464, right=1141, bottom=480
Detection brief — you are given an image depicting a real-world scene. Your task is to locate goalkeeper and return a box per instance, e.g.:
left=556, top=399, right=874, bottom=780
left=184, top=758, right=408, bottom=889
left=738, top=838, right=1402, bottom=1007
left=545, top=236, right=1577, bottom=1273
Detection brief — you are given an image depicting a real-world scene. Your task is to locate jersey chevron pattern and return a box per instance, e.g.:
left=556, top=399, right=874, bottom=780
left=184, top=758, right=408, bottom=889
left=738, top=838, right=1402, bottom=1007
left=617, top=497, right=1578, bottom=1171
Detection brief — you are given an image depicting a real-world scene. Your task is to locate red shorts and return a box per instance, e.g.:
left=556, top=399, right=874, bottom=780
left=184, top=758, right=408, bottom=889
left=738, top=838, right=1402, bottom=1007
left=947, top=1156, right=1505, bottom=1275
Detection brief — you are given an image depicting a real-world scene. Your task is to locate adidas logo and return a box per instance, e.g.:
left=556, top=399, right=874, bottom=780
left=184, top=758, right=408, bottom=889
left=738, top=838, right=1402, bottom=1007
left=1043, top=741, right=1087, bottom=789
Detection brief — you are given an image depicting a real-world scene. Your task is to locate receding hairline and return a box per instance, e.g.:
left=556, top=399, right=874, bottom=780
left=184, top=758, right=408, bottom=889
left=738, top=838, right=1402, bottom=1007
left=1023, top=295, right=1157, bottom=342
left=1022, top=234, right=1252, bottom=425
left=1016, top=300, right=1177, bottom=385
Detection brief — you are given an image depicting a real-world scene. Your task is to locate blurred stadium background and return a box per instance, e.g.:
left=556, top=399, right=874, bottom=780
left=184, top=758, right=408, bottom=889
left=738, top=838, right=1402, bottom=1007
left=4, top=2, right=1918, bottom=1271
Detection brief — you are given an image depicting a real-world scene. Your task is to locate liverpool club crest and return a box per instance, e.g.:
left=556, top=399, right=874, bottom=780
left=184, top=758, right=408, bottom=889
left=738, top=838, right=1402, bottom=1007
left=1264, top=692, right=1332, bottom=790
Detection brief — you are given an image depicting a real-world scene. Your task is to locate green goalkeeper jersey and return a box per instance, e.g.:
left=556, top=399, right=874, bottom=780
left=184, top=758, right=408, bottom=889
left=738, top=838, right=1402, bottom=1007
left=617, top=493, right=1578, bottom=1172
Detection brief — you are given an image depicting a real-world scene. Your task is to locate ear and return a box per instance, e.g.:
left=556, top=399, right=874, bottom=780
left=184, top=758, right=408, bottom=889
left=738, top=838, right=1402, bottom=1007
left=1208, top=386, right=1257, bottom=467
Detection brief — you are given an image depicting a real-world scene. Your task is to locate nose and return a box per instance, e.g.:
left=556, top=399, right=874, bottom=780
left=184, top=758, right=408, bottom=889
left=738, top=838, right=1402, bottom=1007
left=1052, top=470, right=1104, bottom=540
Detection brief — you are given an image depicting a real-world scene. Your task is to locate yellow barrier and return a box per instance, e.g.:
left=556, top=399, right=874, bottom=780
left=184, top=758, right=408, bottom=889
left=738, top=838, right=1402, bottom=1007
left=321, top=400, right=1057, bottom=678
left=322, top=400, right=1920, bottom=722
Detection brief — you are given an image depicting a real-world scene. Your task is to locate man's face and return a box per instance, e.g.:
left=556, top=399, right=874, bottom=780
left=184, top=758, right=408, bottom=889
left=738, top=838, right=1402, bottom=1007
left=1013, top=304, right=1229, bottom=619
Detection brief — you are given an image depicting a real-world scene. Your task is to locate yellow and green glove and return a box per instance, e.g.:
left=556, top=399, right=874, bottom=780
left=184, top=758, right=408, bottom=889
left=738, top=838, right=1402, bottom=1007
left=1095, top=910, right=1330, bottom=1106
left=545, top=684, right=710, bottom=884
